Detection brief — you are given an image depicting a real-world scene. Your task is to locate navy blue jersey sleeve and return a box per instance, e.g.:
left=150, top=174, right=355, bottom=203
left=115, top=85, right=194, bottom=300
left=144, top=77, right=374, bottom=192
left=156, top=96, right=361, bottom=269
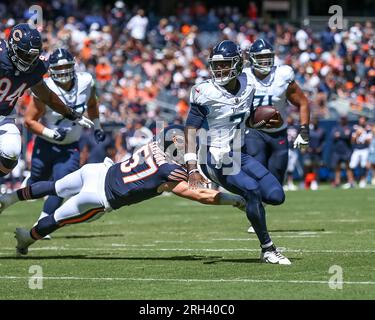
left=162, top=164, right=188, bottom=182
left=186, top=103, right=209, bottom=128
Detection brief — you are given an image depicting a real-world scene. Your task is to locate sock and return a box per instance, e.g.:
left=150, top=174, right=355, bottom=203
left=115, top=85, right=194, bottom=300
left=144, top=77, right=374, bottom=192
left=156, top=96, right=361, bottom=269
left=33, top=215, right=60, bottom=239
left=32, top=211, right=49, bottom=228
left=261, top=242, right=276, bottom=253
left=17, top=181, right=57, bottom=201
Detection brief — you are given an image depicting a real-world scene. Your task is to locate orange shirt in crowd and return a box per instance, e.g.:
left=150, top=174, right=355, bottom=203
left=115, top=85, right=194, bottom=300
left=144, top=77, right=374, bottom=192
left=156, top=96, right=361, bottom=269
left=96, top=63, right=112, bottom=82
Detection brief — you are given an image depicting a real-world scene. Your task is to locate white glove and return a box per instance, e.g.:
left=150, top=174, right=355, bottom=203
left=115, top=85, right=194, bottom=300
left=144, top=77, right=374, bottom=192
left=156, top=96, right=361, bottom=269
left=293, top=125, right=309, bottom=150
left=293, top=134, right=309, bottom=149
left=76, top=115, right=94, bottom=129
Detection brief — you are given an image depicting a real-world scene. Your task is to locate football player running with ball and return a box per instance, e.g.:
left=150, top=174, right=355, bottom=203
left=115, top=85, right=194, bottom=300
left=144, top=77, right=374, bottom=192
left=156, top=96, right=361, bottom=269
left=185, top=40, right=291, bottom=264
left=0, top=23, right=93, bottom=178
left=0, top=125, right=246, bottom=256
left=243, top=39, right=310, bottom=233
left=24, top=48, right=106, bottom=239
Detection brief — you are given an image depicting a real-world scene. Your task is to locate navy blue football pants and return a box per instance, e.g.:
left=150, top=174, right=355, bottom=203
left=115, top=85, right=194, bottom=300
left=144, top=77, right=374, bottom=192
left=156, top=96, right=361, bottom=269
left=200, top=150, right=285, bottom=246
left=243, top=128, right=289, bottom=185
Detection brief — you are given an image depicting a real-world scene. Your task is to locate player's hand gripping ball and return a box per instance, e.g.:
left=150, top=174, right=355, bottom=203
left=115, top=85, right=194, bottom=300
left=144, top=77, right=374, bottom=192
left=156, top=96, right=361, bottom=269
left=246, top=106, right=283, bottom=129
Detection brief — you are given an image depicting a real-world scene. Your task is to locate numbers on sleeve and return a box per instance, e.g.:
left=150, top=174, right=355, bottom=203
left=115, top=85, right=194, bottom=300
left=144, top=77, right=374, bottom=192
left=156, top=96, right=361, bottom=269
left=120, top=145, right=158, bottom=184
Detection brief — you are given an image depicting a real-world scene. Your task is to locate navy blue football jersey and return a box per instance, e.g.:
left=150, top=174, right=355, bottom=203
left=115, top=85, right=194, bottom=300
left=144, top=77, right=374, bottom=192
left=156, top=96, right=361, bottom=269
left=0, top=39, right=48, bottom=115
left=105, top=142, right=188, bottom=209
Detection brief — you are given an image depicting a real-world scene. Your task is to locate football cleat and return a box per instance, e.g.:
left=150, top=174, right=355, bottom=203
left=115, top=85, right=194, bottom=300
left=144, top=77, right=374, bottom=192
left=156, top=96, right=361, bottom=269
left=15, top=228, right=35, bottom=256
left=260, top=249, right=291, bottom=265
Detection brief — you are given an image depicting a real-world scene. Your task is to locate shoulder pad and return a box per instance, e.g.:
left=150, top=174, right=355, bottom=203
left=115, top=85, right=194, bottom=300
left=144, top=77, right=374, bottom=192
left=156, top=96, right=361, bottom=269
left=277, top=65, right=295, bottom=84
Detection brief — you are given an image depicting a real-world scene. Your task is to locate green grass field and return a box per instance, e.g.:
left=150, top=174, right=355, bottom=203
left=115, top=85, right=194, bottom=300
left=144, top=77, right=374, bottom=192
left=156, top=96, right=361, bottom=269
left=0, top=188, right=374, bottom=300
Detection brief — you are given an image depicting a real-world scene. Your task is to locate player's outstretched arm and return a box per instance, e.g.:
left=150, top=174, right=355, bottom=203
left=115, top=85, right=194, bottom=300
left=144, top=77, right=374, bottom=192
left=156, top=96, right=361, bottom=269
left=287, top=81, right=310, bottom=149
left=30, top=81, right=94, bottom=129
left=184, top=126, right=207, bottom=189
left=25, top=96, right=69, bottom=142
left=87, top=83, right=106, bottom=143
left=158, top=181, right=245, bottom=211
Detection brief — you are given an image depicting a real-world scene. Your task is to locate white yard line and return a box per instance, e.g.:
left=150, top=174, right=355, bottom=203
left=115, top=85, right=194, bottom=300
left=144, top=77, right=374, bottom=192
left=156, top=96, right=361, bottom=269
left=0, top=275, right=374, bottom=285
left=0, top=247, right=374, bottom=253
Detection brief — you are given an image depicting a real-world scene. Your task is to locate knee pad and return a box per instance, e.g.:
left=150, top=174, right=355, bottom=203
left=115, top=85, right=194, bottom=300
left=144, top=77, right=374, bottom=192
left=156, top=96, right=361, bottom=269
left=0, top=126, right=21, bottom=176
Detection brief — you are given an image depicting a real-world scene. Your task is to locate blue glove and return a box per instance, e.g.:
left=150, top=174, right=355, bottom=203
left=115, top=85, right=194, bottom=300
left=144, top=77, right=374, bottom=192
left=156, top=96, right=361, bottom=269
left=53, top=128, right=69, bottom=142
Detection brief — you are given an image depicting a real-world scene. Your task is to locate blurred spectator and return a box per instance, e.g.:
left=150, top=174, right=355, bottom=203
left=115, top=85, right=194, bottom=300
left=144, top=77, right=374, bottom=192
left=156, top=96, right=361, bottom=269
left=285, top=116, right=300, bottom=191
left=367, top=124, right=375, bottom=185
left=330, top=116, right=355, bottom=188
left=302, top=117, right=325, bottom=190
left=0, top=0, right=373, bottom=185
left=349, top=116, right=373, bottom=188
left=126, top=9, right=149, bottom=42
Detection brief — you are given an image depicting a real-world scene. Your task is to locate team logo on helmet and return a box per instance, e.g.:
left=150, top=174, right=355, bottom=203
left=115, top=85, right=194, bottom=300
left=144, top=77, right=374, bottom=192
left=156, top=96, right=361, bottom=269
left=13, top=30, right=23, bottom=42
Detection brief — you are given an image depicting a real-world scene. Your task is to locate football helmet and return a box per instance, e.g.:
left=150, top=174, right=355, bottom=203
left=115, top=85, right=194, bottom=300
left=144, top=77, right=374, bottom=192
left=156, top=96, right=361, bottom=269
left=208, top=40, right=243, bottom=86
left=157, top=124, right=185, bottom=164
left=49, top=48, right=75, bottom=84
left=7, top=23, right=42, bottom=73
left=248, top=38, right=275, bottom=75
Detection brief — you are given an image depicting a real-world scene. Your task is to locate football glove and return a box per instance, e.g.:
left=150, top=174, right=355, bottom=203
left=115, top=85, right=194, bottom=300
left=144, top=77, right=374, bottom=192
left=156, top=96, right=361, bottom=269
left=293, top=125, right=309, bottom=150
left=94, top=129, right=106, bottom=143
left=53, top=128, right=69, bottom=142
left=65, top=109, right=94, bottom=129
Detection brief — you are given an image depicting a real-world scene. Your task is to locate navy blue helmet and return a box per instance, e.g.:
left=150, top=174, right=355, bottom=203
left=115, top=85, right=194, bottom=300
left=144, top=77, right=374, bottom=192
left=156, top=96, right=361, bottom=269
left=7, top=23, right=42, bottom=73
left=208, top=40, right=243, bottom=86
left=248, top=38, right=275, bottom=75
left=49, top=48, right=75, bottom=84
left=157, top=124, right=185, bottom=164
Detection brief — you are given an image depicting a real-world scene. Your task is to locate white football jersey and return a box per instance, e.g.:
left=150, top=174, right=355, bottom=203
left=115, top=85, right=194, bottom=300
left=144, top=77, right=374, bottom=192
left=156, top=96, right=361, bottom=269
left=244, top=65, right=294, bottom=133
left=190, top=72, right=254, bottom=150
left=40, top=72, right=94, bottom=145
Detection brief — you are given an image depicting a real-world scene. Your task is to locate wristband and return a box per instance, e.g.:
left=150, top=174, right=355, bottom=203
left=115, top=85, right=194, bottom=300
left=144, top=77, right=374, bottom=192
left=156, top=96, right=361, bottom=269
left=65, top=109, right=78, bottom=121
left=184, top=153, right=197, bottom=163
left=42, top=127, right=55, bottom=139
left=93, top=118, right=102, bottom=131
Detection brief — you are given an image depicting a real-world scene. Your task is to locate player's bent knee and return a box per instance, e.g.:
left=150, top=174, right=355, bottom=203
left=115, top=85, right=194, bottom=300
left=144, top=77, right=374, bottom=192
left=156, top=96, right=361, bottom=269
left=264, top=187, right=285, bottom=205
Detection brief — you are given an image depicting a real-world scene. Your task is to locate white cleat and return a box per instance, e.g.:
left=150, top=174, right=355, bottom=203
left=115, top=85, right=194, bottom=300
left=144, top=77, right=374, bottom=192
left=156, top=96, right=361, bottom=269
left=14, top=228, right=35, bottom=256
left=247, top=226, right=255, bottom=233
left=359, top=180, right=366, bottom=189
left=260, top=249, right=291, bottom=265
left=42, top=234, right=52, bottom=240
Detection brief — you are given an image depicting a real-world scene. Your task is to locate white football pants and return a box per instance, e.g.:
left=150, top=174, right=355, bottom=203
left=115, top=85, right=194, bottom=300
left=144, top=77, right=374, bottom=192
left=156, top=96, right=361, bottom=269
left=53, top=159, right=113, bottom=226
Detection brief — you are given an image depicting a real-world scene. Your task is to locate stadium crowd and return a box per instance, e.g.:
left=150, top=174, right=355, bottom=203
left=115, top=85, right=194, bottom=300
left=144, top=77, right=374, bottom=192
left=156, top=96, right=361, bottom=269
left=0, top=0, right=374, bottom=190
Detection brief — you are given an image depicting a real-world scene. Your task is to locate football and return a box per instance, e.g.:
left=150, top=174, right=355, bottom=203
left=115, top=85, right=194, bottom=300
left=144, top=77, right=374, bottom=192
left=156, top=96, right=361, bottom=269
left=246, top=105, right=283, bottom=129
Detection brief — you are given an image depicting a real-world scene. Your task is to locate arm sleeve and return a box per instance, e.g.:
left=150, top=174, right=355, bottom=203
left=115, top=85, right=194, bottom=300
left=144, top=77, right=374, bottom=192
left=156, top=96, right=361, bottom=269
left=167, top=165, right=188, bottom=182
left=185, top=102, right=209, bottom=128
